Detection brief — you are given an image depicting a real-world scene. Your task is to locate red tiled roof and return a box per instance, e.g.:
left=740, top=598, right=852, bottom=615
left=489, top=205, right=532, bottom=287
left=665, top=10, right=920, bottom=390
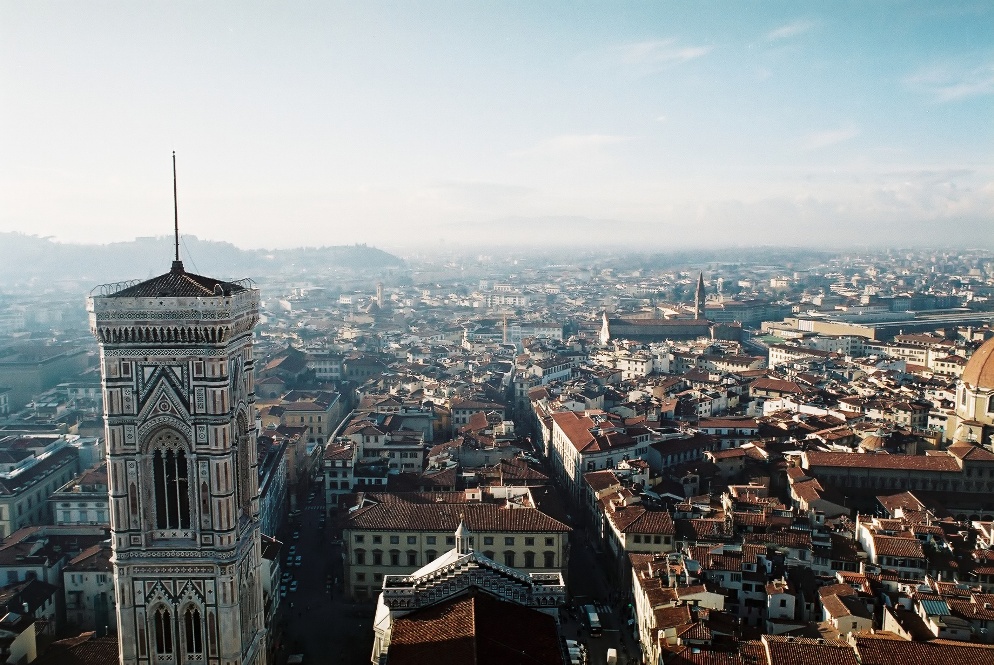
left=33, top=632, right=120, bottom=665
left=607, top=504, right=676, bottom=536
left=550, top=411, right=638, bottom=453
left=804, top=451, right=961, bottom=472
left=947, top=442, right=994, bottom=461
left=872, top=535, right=925, bottom=559
left=762, top=635, right=860, bottom=665
left=818, top=583, right=858, bottom=599
left=667, top=646, right=743, bottom=664
left=654, top=603, right=692, bottom=630
left=346, top=493, right=570, bottom=533
left=107, top=264, right=246, bottom=298
left=750, top=378, right=808, bottom=394
left=389, top=590, right=561, bottom=665
left=854, top=633, right=994, bottom=665
left=65, top=543, right=113, bottom=571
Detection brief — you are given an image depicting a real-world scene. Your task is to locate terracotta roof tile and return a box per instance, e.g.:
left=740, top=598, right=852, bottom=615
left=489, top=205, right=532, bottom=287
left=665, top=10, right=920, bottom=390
left=108, top=265, right=246, bottom=298
left=33, top=632, right=119, bottom=665
left=762, top=635, right=859, bottom=665
left=804, top=451, right=961, bottom=472
left=854, top=633, right=994, bottom=665
left=873, top=535, right=925, bottom=559
left=389, top=590, right=561, bottom=665
left=346, top=492, right=570, bottom=533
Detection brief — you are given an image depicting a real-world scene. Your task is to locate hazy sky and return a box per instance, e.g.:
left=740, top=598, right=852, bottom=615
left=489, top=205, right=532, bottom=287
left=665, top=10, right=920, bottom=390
left=2, top=1, right=992, bottom=251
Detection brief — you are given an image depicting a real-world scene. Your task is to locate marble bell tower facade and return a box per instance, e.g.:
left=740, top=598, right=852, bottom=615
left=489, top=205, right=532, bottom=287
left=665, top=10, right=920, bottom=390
left=88, top=258, right=266, bottom=665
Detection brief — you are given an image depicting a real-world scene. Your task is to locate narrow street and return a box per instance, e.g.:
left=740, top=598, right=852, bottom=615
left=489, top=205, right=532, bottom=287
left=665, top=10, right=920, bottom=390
left=566, top=527, right=643, bottom=665
left=270, top=487, right=644, bottom=664
left=272, top=491, right=376, bottom=665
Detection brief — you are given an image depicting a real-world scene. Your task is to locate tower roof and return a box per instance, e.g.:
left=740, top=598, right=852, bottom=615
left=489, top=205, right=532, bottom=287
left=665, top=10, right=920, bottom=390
left=963, top=337, right=994, bottom=390
left=107, top=262, right=247, bottom=298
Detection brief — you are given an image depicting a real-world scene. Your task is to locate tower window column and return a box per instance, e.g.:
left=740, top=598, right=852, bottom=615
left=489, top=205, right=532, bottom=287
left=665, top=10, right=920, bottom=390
left=154, top=606, right=173, bottom=656
left=153, top=448, right=190, bottom=530
left=184, top=606, right=203, bottom=656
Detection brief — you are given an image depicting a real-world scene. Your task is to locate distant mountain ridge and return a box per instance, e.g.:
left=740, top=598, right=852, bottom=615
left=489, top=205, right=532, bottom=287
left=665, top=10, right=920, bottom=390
left=0, top=233, right=404, bottom=284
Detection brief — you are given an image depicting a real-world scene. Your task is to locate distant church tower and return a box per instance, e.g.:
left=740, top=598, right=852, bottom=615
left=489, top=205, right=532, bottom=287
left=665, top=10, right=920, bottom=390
left=88, top=157, right=266, bottom=665
left=694, top=273, right=706, bottom=320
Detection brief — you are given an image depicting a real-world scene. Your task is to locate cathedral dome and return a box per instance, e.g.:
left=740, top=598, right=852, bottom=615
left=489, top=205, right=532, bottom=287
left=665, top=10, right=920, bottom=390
left=963, top=337, right=994, bottom=390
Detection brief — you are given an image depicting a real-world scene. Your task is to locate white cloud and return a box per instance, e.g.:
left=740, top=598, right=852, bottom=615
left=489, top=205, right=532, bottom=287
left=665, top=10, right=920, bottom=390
left=766, top=20, right=815, bottom=42
left=906, top=62, right=994, bottom=102
left=616, top=39, right=712, bottom=65
left=512, top=134, right=633, bottom=157
left=799, top=127, right=860, bottom=151
left=592, top=39, right=713, bottom=76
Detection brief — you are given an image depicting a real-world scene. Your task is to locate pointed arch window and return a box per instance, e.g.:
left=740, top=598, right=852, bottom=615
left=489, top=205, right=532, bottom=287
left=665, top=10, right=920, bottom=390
left=236, top=414, right=253, bottom=519
left=184, top=606, right=204, bottom=656
left=153, top=606, right=173, bottom=655
left=153, top=448, right=190, bottom=529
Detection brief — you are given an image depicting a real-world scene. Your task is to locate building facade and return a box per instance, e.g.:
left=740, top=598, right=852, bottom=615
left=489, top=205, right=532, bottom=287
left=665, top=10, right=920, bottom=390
left=342, top=489, right=570, bottom=600
left=0, top=435, right=80, bottom=539
left=49, top=462, right=110, bottom=526
left=89, top=258, right=267, bottom=665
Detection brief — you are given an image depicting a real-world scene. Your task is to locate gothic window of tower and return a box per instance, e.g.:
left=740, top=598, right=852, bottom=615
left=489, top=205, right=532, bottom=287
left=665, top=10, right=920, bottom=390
left=236, top=412, right=252, bottom=518
left=152, top=605, right=174, bottom=658
left=148, top=428, right=192, bottom=531
left=183, top=604, right=205, bottom=658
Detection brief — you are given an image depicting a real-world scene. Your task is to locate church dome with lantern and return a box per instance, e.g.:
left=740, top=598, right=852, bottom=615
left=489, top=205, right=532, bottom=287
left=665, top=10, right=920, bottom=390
left=954, top=337, right=994, bottom=443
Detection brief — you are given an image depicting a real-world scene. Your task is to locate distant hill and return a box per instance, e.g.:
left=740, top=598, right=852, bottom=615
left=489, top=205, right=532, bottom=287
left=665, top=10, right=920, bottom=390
left=0, top=233, right=404, bottom=284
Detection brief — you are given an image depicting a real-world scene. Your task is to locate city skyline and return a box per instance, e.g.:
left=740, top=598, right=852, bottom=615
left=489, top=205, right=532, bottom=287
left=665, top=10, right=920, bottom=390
left=2, top=1, right=992, bottom=251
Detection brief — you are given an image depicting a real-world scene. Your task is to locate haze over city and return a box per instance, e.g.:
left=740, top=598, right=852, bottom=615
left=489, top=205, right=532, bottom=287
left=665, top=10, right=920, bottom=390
left=10, top=4, right=994, bottom=665
left=2, top=1, right=992, bottom=251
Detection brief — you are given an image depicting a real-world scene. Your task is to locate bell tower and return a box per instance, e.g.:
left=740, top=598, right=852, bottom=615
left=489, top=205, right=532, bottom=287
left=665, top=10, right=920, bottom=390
left=88, top=157, right=266, bottom=665
left=89, top=262, right=266, bottom=665
left=694, top=272, right=706, bottom=320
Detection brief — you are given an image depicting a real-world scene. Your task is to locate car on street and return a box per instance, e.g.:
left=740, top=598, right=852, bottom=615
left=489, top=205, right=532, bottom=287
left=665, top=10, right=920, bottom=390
left=288, top=545, right=297, bottom=556
left=290, top=581, right=299, bottom=593
left=292, top=531, right=300, bottom=540
left=294, top=555, right=302, bottom=566
left=279, top=584, right=286, bottom=598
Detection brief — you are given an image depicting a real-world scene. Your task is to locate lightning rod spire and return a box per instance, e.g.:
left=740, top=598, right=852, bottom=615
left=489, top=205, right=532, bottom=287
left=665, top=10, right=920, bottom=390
left=171, top=151, right=184, bottom=273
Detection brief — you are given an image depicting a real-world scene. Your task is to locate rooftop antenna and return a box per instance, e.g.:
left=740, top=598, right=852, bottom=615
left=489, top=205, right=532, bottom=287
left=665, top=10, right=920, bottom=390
left=171, top=151, right=184, bottom=273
